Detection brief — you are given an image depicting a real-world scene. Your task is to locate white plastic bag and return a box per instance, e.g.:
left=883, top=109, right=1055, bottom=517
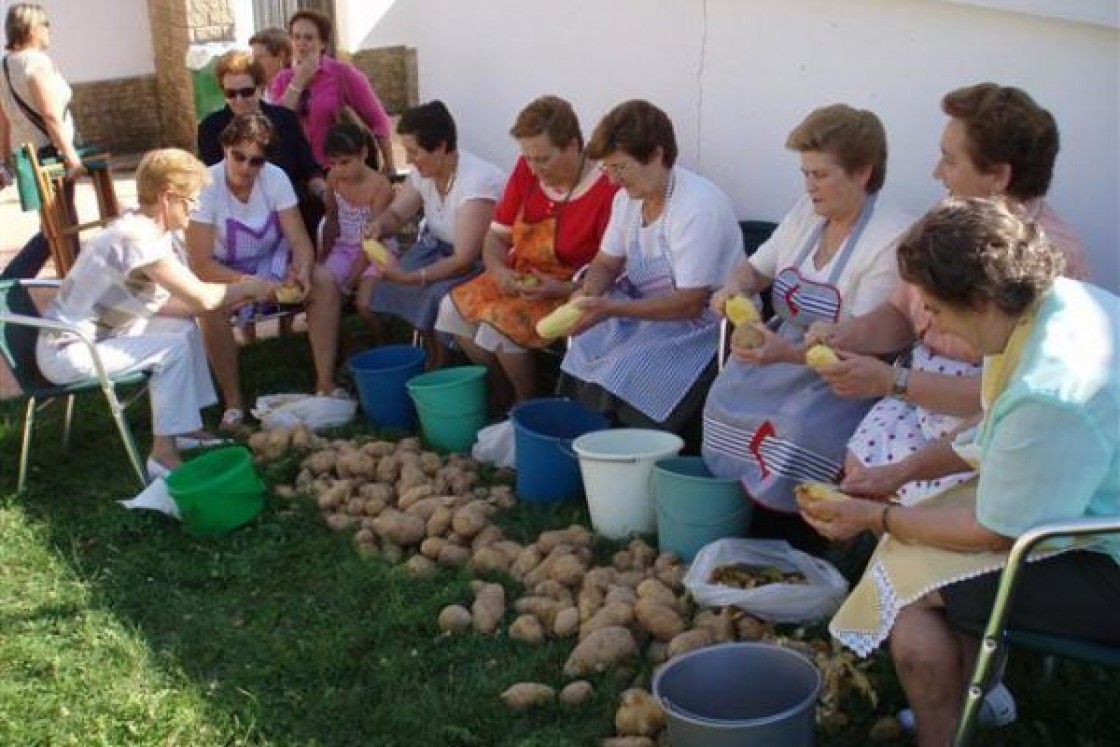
left=251, top=393, right=357, bottom=432
left=683, top=538, right=848, bottom=623
left=471, top=419, right=516, bottom=468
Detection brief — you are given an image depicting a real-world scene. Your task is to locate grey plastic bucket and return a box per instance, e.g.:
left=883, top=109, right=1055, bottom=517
left=652, top=642, right=822, bottom=746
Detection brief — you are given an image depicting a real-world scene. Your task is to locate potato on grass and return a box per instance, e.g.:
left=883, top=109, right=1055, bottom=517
left=471, top=582, right=506, bottom=635
left=563, top=626, right=638, bottom=677
left=558, top=680, right=593, bottom=707
left=634, top=598, right=687, bottom=642
left=405, top=554, right=438, bottom=579
left=602, top=738, right=654, bottom=747
left=615, top=688, right=667, bottom=737
left=508, top=614, right=546, bottom=645
left=500, top=682, right=555, bottom=711
left=438, top=604, right=472, bottom=634
left=666, top=628, right=716, bottom=659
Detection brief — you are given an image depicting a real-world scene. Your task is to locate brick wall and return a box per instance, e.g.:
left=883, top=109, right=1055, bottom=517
left=350, top=46, right=418, bottom=116
left=70, top=76, right=163, bottom=155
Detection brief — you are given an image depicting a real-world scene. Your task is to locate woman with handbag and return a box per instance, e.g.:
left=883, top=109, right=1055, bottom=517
left=0, top=2, right=81, bottom=280
left=269, top=9, right=396, bottom=176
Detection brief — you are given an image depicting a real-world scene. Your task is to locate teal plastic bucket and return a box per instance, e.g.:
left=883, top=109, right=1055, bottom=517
left=510, top=398, right=610, bottom=503
left=349, top=344, right=426, bottom=429
left=407, top=365, right=487, bottom=452
left=653, top=456, right=751, bottom=562
left=165, top=446, right=265, bottom=537
left=652, top=642, right=822, bottom=746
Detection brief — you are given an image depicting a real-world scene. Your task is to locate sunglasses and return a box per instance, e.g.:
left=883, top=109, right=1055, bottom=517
left=229, top=150, right=266, bottom=168
left=224, top=86, right=258, bottom=100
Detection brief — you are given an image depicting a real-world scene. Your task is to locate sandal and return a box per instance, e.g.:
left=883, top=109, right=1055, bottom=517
left=219, top=408, right=245, bottom=433
left=175, top=430, right=230, bottom=450
left=146, top=457, right=173, bottom=480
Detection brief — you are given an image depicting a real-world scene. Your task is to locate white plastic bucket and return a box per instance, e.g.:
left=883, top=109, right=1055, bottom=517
left=572, top=429, right=684, bottom=539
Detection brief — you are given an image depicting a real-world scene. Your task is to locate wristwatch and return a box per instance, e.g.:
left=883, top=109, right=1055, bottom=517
left=891, top=364, right=912, bottom=399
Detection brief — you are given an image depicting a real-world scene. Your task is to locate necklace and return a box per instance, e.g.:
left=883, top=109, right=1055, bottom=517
left=547, top=153, right=588, bottom=213
left=432, top=155, right=458, bottom=216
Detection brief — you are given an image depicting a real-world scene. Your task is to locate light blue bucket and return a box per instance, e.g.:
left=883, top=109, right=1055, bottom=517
left=652, top=456, right=751, bottom=562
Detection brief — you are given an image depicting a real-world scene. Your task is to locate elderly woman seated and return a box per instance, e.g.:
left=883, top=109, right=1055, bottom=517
left=186, top=112, right=343, bottom=431
left=436, top=95, right=617, bottom=406
left=365, top=101, right=506, bottom=369
left=701, top=104, right=913, bottom=546
left=35, top=148, right=272, bottom=476
left=799, top=197, right=1120, bottom=747
left=557, top=99, right=742, bottom=436
left=810, top=83, right=1091, bottom=506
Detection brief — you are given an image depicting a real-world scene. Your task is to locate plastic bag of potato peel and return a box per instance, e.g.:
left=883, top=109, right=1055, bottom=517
left=684, top=538, right=848, bottom=623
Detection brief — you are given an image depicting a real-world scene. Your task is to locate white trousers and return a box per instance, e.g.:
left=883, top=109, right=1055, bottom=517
left=36, top=316, right=217, bottom=436
left=434, top=294, right=527, bottom=354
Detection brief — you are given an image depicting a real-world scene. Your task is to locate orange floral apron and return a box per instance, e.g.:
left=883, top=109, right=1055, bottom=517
left=450, top=214, right=574, bottom=348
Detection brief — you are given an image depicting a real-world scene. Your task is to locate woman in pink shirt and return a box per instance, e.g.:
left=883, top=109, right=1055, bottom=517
left=269, top=9, right=396, bottom=175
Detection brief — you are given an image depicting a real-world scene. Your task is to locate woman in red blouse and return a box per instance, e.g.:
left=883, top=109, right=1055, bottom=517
left=438, top=95, right=617, bottom=405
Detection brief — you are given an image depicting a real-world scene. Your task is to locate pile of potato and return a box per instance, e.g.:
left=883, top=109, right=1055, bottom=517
left=250, top=426, right=881, bottom=745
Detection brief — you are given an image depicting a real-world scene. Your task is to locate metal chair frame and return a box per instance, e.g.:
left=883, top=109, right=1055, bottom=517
left=1, top=279, right=149, bottom=492
left=952, top=516, right=1120, bottom=746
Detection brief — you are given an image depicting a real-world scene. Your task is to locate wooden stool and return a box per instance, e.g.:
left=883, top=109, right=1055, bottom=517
left=22, top=144, right=120, bottom=277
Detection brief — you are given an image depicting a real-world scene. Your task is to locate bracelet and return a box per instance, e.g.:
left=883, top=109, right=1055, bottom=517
left=419, top=268, right=428, bottom=286
left=881, top=505, right=895, bottom=536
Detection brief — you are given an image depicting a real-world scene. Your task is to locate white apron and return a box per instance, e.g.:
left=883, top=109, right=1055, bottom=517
left=702, top=196, right=882, bottom=513
left=561, top=186, right=718, bottom=424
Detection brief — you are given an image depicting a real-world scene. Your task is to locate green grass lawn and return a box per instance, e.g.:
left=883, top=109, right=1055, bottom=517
left=1, top=330, right=1116, bottom=746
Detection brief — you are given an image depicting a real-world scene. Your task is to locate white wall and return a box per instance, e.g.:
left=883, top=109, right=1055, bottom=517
left=32, top=0, right=154, bottom=82
left=343, top=0, right=1119, bottom=290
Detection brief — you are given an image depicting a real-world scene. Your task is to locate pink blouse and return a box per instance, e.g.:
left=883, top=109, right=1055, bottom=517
left=270, top=56, right=392, bottom=169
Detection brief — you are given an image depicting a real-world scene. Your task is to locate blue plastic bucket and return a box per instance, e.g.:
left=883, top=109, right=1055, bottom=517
left=407, top=365, right=488, bottom=452
left=653, top=642, right=822, bottom=746
left=349, top=345, right=427, bottom=430
left=510, top=398, right=610, bottom=504
left=653, top=457, right=751, bottom=562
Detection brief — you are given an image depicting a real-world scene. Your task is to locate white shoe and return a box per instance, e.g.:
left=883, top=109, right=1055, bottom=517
left=898, top=682, right=1017, bottom=732
left=145, top=457, right=173, bottom=480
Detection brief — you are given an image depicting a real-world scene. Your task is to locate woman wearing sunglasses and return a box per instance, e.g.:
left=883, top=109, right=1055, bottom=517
left=186, top=112, right=344, bottom=432
left=197, top=50, right=326, bottom=237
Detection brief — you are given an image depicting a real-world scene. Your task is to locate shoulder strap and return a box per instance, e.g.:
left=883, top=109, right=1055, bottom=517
left=3, top=55, right=51, bottom=140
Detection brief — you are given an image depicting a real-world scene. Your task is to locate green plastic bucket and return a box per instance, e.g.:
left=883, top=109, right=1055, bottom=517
left=166, top=446, right=265, bottom=536
left=653, top=457, right=751, bottom=562
left=406, top=365, right=488, bottom=453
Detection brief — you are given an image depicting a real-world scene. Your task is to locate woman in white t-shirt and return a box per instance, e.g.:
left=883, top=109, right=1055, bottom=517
left=0, top=3, right=81, bottom=279
left=364, top=101, right=505, bottom=369
left=186, top=112, right=343, bottom=431
left=35, top=149, right=272, bottom=477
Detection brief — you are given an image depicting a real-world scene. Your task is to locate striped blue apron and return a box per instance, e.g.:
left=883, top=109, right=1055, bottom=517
left=561, top=197, right=718, bottom=424
left=702, top=196, right=882, bottom=513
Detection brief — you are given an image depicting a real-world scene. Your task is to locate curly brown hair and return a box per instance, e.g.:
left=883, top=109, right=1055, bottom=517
left=897, top=197, right=1063, bottom=314
left=786, top=104, right=888, bottom=194
left=942, top=83, right=1058, bottom=201
left=219, top=112, right=275, bottom=151
left=586, top=99, right=678, bottom=167
left=509, top=95, right=583, bottom=150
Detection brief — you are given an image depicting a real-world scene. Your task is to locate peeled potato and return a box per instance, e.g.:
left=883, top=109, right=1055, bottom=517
left=724, top=295, right=760, bottom=326
left=731, top=323, right=764, bottom=350
left=275, top=283, right=306, bottom=305
left=535, top=302, right=583, bottom=339
left=514, top=273, right=541, bottom=288
left=794, top=481, right=851, bottom=503
left=362, top=238, right=391, bottom=266
left=805, top=343, right=839, bottom=370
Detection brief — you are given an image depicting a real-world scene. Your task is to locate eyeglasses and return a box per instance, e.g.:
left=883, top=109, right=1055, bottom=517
left=224, top=86, right=258, bottom=100
left=169, top=192, right=198, bottom=210
left=229, top=150, right=267, bottom=168
left=599, top=160, right=631, bottom=179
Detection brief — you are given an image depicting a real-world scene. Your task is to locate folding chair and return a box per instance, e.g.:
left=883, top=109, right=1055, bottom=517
left=952, top=516, right=1120, bottom=746
left=0, top=279, right=149, bottom=492
left=717, top=220, right=778, bottom=371
left=21, top=143, right=120, bottom=277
